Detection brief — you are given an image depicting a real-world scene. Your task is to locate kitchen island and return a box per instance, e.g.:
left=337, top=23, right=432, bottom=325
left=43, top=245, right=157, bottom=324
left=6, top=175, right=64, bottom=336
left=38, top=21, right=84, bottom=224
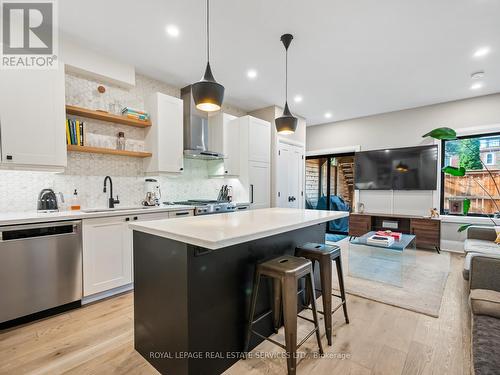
left=130, top=208, right=348, bottom=375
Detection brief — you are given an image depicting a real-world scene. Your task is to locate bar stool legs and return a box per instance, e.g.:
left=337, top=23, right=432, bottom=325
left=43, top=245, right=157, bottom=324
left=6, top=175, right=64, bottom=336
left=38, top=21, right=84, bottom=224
left=244, top=255, right=323, bottom=375
left=334, top=256, right=350, bottom=325
left=295, top=243, right=350, bottom=347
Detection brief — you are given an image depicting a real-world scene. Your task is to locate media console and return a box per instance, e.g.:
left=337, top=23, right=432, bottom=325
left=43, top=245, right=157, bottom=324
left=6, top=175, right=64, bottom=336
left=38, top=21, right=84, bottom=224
left=349, top=212, right=441, bottom=253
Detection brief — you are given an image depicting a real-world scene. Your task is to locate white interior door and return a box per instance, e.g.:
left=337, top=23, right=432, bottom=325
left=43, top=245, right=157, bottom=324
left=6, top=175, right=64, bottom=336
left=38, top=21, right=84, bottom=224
left=277, top=142, right=305, bottom=208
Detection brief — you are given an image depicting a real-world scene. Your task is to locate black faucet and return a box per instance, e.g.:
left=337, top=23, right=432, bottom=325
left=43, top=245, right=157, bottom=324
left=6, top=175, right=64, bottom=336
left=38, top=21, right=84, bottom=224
left=103, top=176, right=120, bottom=208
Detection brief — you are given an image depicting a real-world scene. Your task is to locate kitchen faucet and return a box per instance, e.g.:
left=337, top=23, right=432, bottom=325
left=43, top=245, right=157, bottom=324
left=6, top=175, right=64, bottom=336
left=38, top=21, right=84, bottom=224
left=103, top=176, right=120, bottom=208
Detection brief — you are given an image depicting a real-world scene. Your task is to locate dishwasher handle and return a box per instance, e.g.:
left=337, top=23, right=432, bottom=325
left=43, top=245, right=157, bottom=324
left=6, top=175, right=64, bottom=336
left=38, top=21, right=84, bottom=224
left=0, top=221, right=80, bottom=242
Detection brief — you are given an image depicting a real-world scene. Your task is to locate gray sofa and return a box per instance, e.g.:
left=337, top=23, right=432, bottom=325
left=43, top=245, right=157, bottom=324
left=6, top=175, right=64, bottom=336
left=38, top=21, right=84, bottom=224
left=469, top=255, right=500, bottom=375
left=463, top=226, right=499, bottom=280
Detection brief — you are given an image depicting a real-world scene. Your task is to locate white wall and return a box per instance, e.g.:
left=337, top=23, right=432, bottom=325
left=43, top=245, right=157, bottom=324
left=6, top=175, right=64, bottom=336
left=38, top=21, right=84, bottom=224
left=306, top=93, right=500, bottom=252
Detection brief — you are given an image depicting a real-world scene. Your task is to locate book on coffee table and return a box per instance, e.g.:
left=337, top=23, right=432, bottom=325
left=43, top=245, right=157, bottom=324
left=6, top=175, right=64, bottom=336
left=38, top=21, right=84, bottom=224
left=367, top=235, right=395, bottom=247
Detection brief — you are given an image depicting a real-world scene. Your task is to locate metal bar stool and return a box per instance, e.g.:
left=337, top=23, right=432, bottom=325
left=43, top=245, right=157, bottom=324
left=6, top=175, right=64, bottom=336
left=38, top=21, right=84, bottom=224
left=295, top=243, right=349, bottom=346
left=244, top=255, right=323, bottom=375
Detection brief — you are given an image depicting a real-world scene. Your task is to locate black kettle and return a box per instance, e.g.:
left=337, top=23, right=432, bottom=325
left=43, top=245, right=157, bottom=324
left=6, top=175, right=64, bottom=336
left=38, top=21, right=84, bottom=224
left=37, top=189, right=59, bottom=212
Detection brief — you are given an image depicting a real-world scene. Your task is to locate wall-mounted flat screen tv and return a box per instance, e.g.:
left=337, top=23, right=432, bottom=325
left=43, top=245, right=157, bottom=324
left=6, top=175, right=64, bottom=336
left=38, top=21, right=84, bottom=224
left=354, top=145, right=438, bottom=190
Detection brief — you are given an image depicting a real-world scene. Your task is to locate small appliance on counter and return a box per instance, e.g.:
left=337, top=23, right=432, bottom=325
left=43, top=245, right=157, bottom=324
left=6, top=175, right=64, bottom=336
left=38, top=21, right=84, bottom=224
left=142, top=178, right=161, bottom=206
left=37, top=188, right=60, bottom=212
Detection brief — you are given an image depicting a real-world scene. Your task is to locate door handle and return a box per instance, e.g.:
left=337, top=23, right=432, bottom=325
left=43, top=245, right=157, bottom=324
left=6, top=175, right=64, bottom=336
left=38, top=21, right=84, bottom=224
left=250, top=184, right=254, bottom=204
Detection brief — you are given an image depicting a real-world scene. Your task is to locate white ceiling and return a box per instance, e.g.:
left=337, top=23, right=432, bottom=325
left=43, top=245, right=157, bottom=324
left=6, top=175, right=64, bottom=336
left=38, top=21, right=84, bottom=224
left=59, top=0, right=500, bottom=125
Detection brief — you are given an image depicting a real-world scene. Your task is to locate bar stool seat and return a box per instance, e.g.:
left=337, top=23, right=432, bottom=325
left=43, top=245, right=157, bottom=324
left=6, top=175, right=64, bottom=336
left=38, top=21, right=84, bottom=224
left=295, top=243, right=349, bottom=346
left=244, top=255, right=323, bottom=375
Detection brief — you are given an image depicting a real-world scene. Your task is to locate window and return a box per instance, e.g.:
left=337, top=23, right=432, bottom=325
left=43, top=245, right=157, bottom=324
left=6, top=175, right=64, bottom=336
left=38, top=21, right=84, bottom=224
left=485, top=153, right=495, bottom=165
left=441, top=132, right=500, bottom=216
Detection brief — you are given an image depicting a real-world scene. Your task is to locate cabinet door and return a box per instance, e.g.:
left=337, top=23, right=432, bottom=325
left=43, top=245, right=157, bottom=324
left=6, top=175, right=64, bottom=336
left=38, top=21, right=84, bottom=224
left=224, top=117, right=240, bottom=175
left=248, top=117, right=271, bottom=163
left=249, top=161, right=270, bottom=209
left=0, top=68, right=66, bottom=167
left=82, top=216, right=132, bottom=296
left=144, top=93, right=184, bottom=173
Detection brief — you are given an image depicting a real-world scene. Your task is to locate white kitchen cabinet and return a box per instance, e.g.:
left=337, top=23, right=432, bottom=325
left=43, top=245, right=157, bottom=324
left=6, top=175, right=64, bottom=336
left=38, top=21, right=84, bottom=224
left=144, top=92, right=184, bottom=174
left=208, top=112, right=239, bottom=177
left=238, top=116, right=271, bottom=209
left=82, top=215, right=132, bottom=297
left=0, top=67, right=66, bottom=170
left=83, top=209, right=193, bottom=298
left=249, top=161, right=271, bottom=209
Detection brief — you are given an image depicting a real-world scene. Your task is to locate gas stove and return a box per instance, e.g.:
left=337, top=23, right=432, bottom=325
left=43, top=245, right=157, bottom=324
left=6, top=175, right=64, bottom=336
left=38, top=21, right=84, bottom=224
left=166, top=200, right=237, bottom=216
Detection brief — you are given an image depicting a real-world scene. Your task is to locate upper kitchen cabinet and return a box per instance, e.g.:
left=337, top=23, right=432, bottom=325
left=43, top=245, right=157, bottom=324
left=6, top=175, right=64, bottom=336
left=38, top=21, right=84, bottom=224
left=207, top=112, right=240, bottom=177
left=0, top=67, right=67, bottom=171
left=239, top=116, right=271, bottom=209
left=144, top=92, right=184, bottom=174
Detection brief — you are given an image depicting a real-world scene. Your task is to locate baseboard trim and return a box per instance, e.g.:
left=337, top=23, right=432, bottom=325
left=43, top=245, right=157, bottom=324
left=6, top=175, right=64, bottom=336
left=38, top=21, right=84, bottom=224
left=82, top=283, right=134, bottom=305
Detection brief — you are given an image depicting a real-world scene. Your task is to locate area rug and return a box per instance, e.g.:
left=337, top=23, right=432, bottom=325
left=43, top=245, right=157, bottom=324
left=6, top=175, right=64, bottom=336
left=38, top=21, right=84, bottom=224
left=329, top=240, right=451, bottom=317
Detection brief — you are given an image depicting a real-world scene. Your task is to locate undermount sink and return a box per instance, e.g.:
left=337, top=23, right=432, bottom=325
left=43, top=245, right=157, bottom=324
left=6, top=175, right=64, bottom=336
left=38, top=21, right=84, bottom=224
left=81, top=206, right=154, bottom=213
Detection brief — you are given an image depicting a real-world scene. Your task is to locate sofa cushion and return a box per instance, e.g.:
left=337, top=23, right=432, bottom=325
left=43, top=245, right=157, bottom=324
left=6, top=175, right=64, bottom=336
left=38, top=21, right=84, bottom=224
left=464, top=239, right=500, bottom=255
left=470, top=289, right=500, bottom=319
left=472, top=315, right=500, bottom=375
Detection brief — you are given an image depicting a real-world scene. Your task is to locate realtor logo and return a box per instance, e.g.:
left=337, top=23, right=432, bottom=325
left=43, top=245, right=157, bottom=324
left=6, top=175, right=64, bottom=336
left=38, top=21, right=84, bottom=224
left=1, top=0, right=58, bottom=69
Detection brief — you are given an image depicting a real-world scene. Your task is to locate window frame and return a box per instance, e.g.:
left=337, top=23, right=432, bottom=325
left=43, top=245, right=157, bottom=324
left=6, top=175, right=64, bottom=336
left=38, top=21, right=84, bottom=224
left=440, top=131, right=500, bottom=217
left=485, top=152, right=495, bottom=166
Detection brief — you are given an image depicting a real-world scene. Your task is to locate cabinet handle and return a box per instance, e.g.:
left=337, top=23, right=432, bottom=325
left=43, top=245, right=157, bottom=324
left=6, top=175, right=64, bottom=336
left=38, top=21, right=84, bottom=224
left=125, top=217, right=130, bottom=222
left=133, top=216, right=138, bottom=221
left=225, top=170, right=228, bottom=174
left=6, top=155, right=12, bottom=160
left=176, top=211, right=190, bottom=216
left=180, top=167, right=184, bottom=171
left=250, top=184, right=254, bottom=204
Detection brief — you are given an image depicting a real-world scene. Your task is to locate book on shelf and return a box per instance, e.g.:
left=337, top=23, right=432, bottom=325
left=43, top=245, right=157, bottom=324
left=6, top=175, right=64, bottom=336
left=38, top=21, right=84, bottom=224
left=66, top=119, right=85, bottom=146
left=121, top=107, right=150, bottom=120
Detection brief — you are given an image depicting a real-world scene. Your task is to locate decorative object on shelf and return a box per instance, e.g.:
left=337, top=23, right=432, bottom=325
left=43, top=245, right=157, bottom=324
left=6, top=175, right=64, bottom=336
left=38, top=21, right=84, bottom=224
left=275, top=33, right=298, bottom=135
left=423, top=126, right=500, bottom=232
left=95, top=85, right=107, bottom=112
left=356, top=202, right=365, bottom=214
left=117, top=132, right=126, bottom=150
left=191, top=0, right=224, bottom=112
left=430, top=208, right=439, bottom=218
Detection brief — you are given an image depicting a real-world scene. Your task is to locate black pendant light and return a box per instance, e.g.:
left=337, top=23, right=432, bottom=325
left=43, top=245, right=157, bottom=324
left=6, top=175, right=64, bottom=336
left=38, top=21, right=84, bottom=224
left=275, top=34, right=298, bottom=134
left=192, top=0, right=224, bottom=112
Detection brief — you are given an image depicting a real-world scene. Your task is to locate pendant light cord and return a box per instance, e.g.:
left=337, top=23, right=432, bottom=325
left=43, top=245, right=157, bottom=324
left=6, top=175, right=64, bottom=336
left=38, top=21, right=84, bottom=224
left=285, top=47, right=288, bottom=102
left=206, top=0, right=210, bottom=63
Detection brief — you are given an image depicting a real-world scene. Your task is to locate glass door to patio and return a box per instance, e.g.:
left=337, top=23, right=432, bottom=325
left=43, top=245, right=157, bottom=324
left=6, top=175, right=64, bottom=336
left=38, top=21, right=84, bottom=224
left=305, top=154, right=355, bottom=241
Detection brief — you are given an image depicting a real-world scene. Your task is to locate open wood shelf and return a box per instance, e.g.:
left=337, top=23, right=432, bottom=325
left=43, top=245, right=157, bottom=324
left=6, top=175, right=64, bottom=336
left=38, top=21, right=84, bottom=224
left=67, top=145, right=152, bottom=158
left=66, top=105, right=152, bottom=128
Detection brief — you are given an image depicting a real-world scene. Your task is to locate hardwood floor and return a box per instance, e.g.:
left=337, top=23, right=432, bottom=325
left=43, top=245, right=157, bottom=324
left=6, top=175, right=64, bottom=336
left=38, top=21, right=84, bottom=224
left=0, top=253, right=470, bottom=375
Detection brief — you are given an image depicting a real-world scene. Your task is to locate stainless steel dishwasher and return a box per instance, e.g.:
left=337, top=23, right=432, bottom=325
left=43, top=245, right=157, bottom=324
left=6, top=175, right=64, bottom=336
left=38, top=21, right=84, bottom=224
left=0, top=220, right=82, bottom=324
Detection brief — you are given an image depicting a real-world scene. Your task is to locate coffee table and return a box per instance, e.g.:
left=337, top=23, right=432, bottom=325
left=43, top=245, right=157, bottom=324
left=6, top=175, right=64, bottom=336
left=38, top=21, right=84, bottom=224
left=348, top=231, right=417, bottom=287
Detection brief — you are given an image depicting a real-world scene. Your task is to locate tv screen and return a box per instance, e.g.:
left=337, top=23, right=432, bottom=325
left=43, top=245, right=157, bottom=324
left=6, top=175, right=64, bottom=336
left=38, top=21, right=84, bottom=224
left=354, top=145, right=438, bottom=190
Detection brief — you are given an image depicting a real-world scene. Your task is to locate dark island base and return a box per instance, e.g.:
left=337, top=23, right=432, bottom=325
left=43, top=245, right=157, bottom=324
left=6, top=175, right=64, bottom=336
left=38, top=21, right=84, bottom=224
left=133, top=223, right=325, bottom=375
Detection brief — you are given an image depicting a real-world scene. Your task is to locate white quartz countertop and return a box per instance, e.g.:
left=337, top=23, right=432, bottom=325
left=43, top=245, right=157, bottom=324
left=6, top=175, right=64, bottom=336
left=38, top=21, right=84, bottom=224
left=130, top=208, right=349, bottom=250
left=0, top=205, right=194, bottom=226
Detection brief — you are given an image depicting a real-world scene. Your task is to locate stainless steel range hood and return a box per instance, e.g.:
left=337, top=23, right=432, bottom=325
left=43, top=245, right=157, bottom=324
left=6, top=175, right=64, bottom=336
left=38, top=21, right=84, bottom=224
left=181, top=85, right=224, bottom=160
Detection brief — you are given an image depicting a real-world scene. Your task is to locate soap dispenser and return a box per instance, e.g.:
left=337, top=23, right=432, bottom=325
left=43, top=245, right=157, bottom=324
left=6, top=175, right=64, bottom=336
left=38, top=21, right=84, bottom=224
left=70, top=189, right=81, bottom=211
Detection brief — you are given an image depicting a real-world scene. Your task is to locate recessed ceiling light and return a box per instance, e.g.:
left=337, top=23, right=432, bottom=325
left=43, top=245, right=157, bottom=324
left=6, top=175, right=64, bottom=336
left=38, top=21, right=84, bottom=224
left=165, top=25, right=180, bottom=38
left=470, top=82, right=484, bottom=90
left=473, top=46, right=491, bottom=58
left=246, top=69, right=257, bottom=79
left=471, top=71, right=485, bottom=79
left=294, top=95, right=303, bottom=103
left=324, top=112, right=332, bottom=119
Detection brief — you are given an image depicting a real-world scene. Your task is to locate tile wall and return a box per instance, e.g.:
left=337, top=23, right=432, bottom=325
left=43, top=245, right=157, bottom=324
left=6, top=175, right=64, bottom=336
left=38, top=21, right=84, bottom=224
left=0, top=72, right=246, bottom=212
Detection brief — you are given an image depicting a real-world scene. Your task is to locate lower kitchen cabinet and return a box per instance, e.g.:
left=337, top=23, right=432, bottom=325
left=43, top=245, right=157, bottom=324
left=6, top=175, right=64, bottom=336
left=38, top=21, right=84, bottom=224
left=82, top=215, right=133, bottom=297
left=82, top=209, right=193, bottom=298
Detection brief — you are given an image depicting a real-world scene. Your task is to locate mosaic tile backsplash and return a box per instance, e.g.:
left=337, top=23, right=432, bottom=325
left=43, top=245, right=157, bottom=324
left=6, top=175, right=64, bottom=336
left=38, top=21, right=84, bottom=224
left=0, top=72, right=246, bottom=212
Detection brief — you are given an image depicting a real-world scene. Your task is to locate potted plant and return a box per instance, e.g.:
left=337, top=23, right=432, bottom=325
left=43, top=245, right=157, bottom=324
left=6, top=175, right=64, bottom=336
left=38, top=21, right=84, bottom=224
left=422, top=127, right=500, bottom=231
